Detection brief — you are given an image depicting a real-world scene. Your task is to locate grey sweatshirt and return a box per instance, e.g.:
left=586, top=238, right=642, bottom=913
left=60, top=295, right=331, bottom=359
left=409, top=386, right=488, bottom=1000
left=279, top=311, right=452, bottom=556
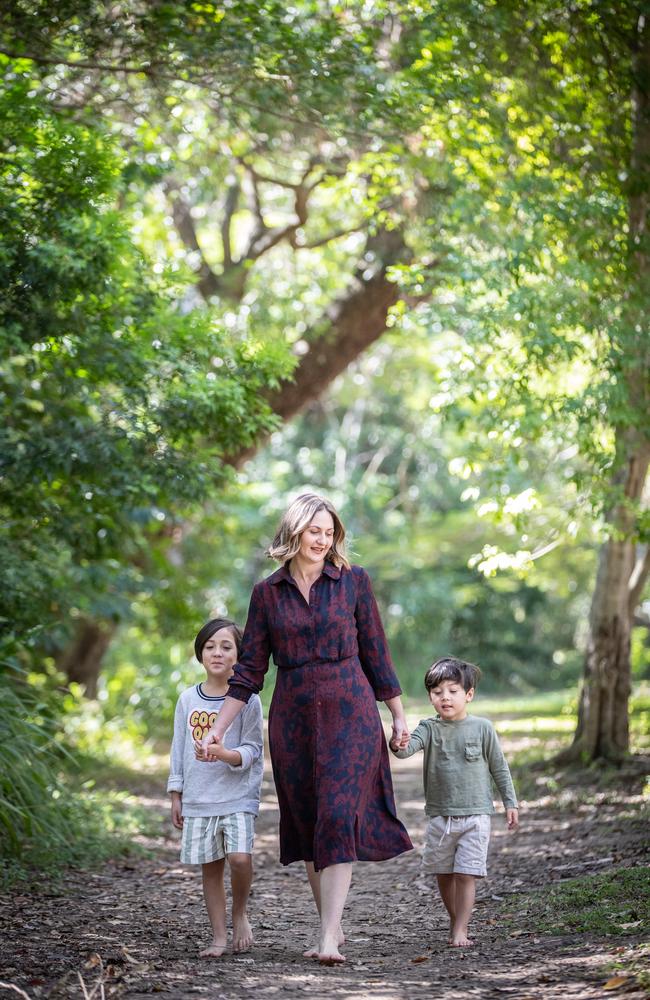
left=167, top=684, right=264, bottom=818
left=393, top=714, right=517, bottom=817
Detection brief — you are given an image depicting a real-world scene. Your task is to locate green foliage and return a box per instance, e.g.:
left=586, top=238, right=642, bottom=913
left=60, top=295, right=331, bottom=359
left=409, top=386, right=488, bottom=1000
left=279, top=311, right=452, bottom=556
left=0, top=68, right=291, bottom=656
left=399, top=0, right=650, bottom=554
left=0, top=662, right=149, bottom=884
left=0, top=0, right=439, bottom=152
left=500, top=867, right=650, bottom=938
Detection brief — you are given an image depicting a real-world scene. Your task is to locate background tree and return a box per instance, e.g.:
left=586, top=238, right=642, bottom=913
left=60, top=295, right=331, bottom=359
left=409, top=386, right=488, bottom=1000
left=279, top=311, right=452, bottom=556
left=0, top=69, right=291, bottom=687
left=1, top=1, right=647, bottom=763
left=397, top=0, right=650, bottom=762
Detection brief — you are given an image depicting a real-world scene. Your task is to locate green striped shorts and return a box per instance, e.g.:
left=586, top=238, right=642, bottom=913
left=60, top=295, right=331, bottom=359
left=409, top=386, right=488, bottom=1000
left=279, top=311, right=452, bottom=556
left=180, top=812, right=256, bottom=865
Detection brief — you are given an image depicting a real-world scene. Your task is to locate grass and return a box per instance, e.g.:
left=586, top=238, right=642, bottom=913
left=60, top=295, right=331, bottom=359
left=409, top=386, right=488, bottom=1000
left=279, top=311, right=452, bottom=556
left=0, top=676, right=162, bottom=890
left=499, top=866, right=650, bottom=938
left=0, top=781, right=155, bottom=890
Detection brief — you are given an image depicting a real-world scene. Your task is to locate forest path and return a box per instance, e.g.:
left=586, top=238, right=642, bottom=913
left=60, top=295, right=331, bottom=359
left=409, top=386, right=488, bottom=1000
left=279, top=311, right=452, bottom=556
left=1, top=740, right=648, bottom=1000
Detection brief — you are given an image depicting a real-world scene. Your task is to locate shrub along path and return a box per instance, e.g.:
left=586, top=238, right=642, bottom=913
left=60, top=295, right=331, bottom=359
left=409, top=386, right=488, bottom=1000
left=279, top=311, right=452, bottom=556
left=1, top=737, right=648, bottom=999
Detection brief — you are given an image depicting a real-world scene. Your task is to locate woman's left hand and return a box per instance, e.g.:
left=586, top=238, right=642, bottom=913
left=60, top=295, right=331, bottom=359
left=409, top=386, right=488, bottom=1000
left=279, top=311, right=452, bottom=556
left=391, top=716, right=410, bottom=749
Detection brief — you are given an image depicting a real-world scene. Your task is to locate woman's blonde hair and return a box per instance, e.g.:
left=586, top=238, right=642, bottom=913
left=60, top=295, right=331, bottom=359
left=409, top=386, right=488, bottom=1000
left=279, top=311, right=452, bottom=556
left=267, top=492, right=350, bottom=569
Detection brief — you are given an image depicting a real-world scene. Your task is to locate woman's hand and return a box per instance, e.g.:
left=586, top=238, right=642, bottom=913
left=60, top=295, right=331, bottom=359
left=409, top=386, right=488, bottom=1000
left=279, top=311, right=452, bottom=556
left=391, top=716, right=410, bottom=749
left=384, top=696, right=410, bottom=749
left=194, top=728, right=221, bottom=760
left=193, top=695, right=244, bottom=761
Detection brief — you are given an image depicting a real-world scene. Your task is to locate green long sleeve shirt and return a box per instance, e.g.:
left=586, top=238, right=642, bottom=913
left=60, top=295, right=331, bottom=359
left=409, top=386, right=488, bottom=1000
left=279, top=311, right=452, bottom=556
left=394, top=714, right=518, bottom=817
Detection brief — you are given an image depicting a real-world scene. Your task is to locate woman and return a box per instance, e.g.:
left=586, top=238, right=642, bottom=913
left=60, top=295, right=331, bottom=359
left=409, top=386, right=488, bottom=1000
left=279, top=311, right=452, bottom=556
left=198, top=492, right=412, bottom=964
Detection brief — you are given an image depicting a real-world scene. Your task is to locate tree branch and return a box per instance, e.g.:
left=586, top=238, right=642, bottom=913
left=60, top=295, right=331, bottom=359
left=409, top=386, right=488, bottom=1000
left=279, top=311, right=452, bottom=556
left=294, top=225, right=365, bottom=250
left=0, top=45, right=158, bottom=75
left=226, top=226, right=416, bottom=465
left=164, top=182, right=223, bottom=299
left=629, top=543, right=650, bottom=615
left=238, top=163, right=302, bottom=191
left=221, top=181, right=240, bottom=268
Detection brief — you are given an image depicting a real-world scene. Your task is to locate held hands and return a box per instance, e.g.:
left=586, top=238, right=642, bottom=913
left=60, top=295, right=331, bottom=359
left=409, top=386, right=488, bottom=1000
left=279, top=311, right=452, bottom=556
left=194, top=727, right=221, bottom=761
left=507, top=808, right=519, bottom=830
left=389, top=716, right=410, bottom=752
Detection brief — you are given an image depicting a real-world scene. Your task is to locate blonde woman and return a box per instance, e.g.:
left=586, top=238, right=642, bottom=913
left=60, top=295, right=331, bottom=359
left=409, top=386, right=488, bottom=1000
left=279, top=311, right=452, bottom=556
left=198, top=492, right=412, bottom=964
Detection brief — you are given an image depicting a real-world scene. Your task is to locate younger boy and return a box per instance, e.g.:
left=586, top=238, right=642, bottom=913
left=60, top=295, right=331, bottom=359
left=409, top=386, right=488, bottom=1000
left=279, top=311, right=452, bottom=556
left=390, top=657, right=518, bottom=948
left=168, top=618, right=264, bottom=957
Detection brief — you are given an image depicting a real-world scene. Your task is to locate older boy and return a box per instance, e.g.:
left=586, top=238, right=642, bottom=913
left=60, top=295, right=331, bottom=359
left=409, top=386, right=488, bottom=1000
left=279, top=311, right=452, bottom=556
left=391, top=657, right=518, bottom=947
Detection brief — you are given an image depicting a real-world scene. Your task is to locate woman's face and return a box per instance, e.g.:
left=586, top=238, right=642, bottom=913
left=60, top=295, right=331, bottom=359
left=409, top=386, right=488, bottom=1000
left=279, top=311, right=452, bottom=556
left=297, top=508, right=335, bottom=565
left=201, top=627, right=238, bottom=681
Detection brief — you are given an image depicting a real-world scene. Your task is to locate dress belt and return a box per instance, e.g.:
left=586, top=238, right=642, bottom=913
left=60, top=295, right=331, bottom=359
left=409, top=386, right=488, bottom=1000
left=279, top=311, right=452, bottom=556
left=276, top=653, right=358, bottom=671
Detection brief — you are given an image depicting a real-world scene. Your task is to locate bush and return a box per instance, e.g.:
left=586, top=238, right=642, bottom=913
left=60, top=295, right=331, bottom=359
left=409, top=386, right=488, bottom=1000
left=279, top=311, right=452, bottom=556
left=0, top=658, right=148, bottom=885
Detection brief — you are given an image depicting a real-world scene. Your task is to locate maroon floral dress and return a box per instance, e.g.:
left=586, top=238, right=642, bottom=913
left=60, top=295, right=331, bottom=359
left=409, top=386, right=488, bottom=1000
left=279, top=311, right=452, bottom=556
left=227, top=561, right=413, bottom=871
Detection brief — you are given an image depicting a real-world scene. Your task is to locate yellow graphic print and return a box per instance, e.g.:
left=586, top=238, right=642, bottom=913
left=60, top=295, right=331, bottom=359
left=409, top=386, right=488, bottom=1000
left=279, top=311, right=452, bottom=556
left=189, top=708, right=218, bottom=742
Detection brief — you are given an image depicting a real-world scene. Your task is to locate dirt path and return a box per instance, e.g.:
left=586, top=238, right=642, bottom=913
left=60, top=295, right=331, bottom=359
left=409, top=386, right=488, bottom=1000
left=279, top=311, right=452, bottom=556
left=1, top=749, right=648, bottom=999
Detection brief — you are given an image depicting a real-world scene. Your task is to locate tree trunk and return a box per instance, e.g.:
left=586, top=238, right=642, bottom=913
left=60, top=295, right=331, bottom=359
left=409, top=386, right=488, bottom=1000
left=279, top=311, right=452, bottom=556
left=560, top=14, right=650, bottom=763
left=56, top=618, right=115, bottom=699
left=558, top=438, right=650, bottom=764
left=227, top=227, right=410, bottom=466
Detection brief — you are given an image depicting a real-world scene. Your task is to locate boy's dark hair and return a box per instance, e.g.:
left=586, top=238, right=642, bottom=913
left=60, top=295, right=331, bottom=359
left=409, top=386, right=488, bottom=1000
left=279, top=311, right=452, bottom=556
left=194, top=618, right=243, bottom=662
left=424, top=657, right=481, bottom=693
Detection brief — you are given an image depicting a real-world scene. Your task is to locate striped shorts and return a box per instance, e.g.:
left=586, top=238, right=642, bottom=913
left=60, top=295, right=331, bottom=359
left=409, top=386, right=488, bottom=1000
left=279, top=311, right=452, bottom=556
left=180, top=812, right=256, bottom=865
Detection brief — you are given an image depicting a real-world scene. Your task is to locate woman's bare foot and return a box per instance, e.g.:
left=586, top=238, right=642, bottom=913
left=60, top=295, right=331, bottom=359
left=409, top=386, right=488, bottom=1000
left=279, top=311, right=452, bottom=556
left=449, top=929, right=474, bottom=947
left=199, top=939, right=227, bottom=958
left=304, top=926, right=344, bottom=959
left=318, top=937, right=345, bottom=965
left=232, top=915, right=254, bottom=953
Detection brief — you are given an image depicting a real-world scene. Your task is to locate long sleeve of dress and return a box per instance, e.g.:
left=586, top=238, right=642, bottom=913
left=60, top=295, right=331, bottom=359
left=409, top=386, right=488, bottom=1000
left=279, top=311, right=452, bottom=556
left=228, top=583, right=273, bottom=704
left=167, top=695, right=186, bottom=793
left=354, top=567, right=402, bottom=700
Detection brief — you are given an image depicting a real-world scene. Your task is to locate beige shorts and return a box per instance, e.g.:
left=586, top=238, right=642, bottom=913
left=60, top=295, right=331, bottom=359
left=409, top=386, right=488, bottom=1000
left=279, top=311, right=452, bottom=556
left=180, top=812, right=255, bottom=865
left=422, top=814, right=491, bottom=877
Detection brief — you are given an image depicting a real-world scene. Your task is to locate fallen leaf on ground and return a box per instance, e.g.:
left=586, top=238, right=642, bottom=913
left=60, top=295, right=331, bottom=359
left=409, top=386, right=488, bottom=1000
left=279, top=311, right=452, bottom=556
left=603, top=976, right=629, bottom=991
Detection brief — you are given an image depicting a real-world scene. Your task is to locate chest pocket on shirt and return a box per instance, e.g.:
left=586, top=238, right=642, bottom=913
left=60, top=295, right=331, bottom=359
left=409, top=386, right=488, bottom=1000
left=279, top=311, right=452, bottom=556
left=464, top=741, right=481, bottom=762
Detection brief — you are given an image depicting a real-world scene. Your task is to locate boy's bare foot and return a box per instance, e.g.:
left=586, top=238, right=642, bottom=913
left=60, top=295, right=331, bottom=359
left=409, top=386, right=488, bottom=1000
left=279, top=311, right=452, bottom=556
left=199, top=939, right=227, bottom=958
left=304, top=926, right=344, bottom=959
left=232, top=915, right=254, bottom=953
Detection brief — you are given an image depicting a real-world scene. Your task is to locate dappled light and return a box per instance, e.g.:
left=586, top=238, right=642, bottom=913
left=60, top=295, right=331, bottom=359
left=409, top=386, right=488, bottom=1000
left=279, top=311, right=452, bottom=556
left=1, top=1, right=649, bottom=996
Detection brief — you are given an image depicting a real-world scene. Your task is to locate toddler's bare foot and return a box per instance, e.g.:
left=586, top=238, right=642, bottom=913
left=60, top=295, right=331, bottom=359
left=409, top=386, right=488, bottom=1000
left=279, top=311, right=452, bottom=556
left=304, top=926, right=344, bottom=959
left=232, top=915, right=254, bottom=953
left=199, top=939, right=227, bottom=958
